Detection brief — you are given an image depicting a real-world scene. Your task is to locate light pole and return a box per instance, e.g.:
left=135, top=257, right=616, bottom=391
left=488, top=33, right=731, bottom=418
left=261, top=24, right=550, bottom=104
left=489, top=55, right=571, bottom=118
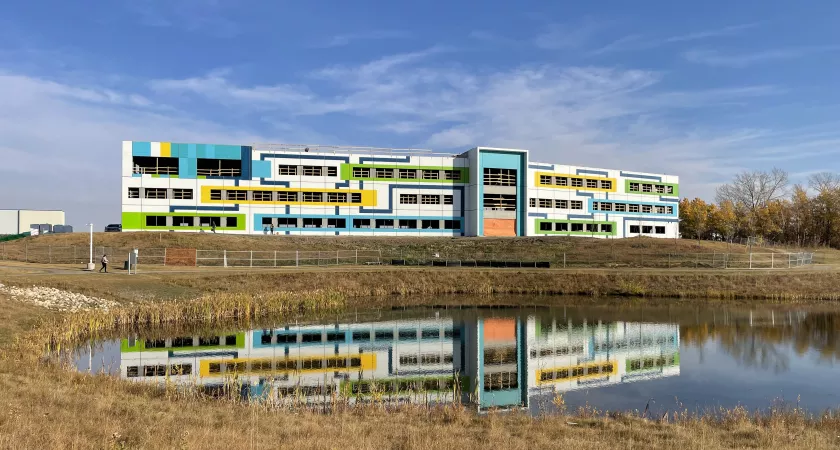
left=86, top=223, right=95, bottom=271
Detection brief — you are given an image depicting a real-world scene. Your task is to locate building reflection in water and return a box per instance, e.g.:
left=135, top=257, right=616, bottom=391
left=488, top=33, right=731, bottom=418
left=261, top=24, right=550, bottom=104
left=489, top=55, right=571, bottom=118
left=118, top=311, right=680, bottom=411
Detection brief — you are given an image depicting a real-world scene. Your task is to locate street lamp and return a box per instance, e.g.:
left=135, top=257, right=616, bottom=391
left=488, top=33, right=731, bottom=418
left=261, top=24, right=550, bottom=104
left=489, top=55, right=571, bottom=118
left=85, top=223, right=95, bottom=271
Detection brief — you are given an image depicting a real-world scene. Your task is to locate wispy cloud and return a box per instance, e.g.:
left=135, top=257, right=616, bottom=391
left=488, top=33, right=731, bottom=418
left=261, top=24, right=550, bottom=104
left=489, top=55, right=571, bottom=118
left=591, top=23, right=760, bottom=55
left=314, top=30, right=413, bottom=48
left=683, top=46, right=840, bottom=67
left=590, top=34, right=646, bottom=55
left=534, top=19, right=605, bottom=50
left=664, top=23, right=761, bottom=43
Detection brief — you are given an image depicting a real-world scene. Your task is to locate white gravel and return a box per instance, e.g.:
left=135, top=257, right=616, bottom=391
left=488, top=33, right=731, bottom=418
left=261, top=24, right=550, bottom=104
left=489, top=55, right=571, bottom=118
left=0, top=283, right=118, bottom=312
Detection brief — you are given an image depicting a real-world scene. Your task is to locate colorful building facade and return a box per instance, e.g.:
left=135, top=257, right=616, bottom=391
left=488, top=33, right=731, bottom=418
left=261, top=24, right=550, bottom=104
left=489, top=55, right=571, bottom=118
left=122, top=141, right=680, bottom=238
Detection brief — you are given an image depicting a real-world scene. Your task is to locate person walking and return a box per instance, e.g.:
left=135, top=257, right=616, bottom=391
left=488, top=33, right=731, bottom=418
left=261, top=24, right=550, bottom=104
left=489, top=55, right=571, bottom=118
left=99, top=254, right=109, bottom=273
left=269, top=224, right=274, bottom=235
left=211, top=222, right=216, bottom=233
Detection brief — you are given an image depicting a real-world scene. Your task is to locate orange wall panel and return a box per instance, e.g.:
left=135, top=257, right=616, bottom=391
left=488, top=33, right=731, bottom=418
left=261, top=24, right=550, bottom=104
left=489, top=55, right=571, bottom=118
left=483, top=318, right=516, bottom=342
left=483, top=219, right=516, bottom=236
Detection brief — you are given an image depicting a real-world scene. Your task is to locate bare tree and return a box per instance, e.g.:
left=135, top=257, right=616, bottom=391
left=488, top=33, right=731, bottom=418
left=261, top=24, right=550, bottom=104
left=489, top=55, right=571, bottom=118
left=716, top=168, right=789, bottom=237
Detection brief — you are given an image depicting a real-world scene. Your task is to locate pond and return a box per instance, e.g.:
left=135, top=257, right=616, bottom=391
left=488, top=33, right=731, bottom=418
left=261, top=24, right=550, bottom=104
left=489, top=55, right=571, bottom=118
left=74, top=304, right=840, bottom=415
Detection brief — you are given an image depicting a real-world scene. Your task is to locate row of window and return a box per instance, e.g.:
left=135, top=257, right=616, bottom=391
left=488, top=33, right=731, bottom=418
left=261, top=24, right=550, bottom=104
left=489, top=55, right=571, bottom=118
left=630, top=225, right=667, bottom=235
left=140, top=335, right=237, bottom=349
left=209, top=189, right=364, bottom=204
left=399, top=194, right=454, bottom=205
left=207, top=356, right=364, bottom=374
left=593, top=336, right=676, bottom=352
left=484, top=371, right=518, bottom=391
left=538, top=222, right=613, bottom=233
left=529, top=345, right=586, bottom=358
left=350, top=166, right=463, bottom=181
left=399, top=353, right=454, bottom=366
left=484, top=347, right=517, bottom=365
left=529, top=198, right=584, bottom=210
left=260, top=217, right=461, bottom=230
left=538, top=175, right=613, bottom=190
left=592, top=202, right=674, bottom=214
left=278, top=165, right=338, bottom=177
left=132, top=156, right=242, bottom=177
left=145, top=216, right=238, bottom=228
left=128, top=188, right=193, bottom=200
left=627, top=355, right=678, bottom=371
left=629, top=182, right=675, bottom=194
left=349, top=377, right=459, bottom=395
left=259, top=328, right=459, bottom=345
left=126, top=364, right=192, bottom=378
left=538, top=362, right=615, bottom=382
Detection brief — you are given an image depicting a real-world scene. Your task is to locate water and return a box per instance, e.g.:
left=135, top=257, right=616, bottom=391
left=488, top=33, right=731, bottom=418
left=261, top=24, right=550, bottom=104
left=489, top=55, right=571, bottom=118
left=74, top=305, right=840, bottom=415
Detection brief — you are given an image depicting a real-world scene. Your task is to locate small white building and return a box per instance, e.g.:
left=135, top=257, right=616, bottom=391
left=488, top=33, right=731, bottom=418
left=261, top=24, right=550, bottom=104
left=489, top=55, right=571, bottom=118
left=0, top=209, right=66, bottom=235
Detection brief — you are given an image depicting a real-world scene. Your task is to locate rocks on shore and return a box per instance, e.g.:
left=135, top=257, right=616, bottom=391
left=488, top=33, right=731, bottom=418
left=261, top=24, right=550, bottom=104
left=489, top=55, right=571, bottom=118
left=0, top=283, right=118, bottom=312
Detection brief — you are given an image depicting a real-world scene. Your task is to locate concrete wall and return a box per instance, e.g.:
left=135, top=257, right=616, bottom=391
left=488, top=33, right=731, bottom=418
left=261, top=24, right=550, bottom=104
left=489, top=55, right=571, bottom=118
left=0, top=210, right=66, bottom=234
left=0, top=210, right=18, bottom=235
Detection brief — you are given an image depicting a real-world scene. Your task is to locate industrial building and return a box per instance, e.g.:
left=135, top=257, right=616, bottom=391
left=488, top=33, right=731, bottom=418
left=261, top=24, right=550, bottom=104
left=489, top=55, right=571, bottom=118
left=0, top=209, right=67, bottom=235
left=123, top=141, right=679, bottom=238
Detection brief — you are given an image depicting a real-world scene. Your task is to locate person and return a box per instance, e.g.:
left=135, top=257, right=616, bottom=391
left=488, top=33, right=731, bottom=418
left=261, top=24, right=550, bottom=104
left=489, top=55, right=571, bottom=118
left=211, top=222, right=216, bottom=233
left=99, top=254, right=109, bottom=273
left=263, top=226, right=268, bottom=235
left=269, top=224, right=274, bottom=235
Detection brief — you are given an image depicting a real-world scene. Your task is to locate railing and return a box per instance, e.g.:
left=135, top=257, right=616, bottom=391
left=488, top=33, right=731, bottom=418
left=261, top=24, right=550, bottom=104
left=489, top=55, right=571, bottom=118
left=0, top=243, right=816, bottom=270
left=133, top=166, right=178, bottom=175
left=196, top=168, right=241, bottom=177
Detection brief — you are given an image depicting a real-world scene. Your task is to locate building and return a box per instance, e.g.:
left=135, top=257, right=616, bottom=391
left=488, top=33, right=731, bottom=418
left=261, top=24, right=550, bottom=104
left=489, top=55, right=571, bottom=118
left=122, top=141, right=679, bottom=238
left=0, top=209, right=66, bottom=235
left=116, top=311, right=680, bottom=411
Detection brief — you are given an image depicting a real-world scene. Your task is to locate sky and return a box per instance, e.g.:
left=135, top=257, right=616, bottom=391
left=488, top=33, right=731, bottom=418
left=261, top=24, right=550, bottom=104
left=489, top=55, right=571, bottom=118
left=2, top=0, right=840, bottom=228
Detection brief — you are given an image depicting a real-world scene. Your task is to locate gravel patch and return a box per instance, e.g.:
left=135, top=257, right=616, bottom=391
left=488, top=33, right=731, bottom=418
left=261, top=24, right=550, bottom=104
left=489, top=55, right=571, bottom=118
left=0, top=283, right=119, bottom=312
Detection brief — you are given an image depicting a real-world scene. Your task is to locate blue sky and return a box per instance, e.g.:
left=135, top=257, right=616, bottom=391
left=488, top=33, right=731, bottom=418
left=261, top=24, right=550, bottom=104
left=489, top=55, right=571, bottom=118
left=2, top=0, right=840, bottom=227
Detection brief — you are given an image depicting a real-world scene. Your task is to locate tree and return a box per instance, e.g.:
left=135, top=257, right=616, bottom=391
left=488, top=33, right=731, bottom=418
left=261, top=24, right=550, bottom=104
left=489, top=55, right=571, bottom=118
left=716, top=168, right=789, bottom=238
left=715, top=200, right=738, bottom=245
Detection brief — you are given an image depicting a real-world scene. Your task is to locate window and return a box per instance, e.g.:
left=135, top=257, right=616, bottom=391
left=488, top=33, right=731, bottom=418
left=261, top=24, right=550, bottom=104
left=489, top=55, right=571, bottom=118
left=421, top=220, right=440, bottom=229
left=422, top=329, right=440, bottom=339
left=146, top=216, right=166, bottom=227
left=399, top=329, right=418, bottom=340
left=629, top=182, right=640, bottom=192
left=262, top=217, right=274, bottom=226
left=555, top=222, right=569, bottom=232
left=252, top=191, right=272, bottom=202
left=278, top=165, right=297, bottom=176
left=399, top=219, right=417, bottom=229
left=443, top=170, right=461, bottom=181
left=327, top=218, right=346, bottom=228
left=667, top=206, right=674, bottom=215
left=443, top=195, right=453, bottom=205
left=538, top=198, right=552, bottom=208
left=655, top=206, right=666, bottom=214
left=126, top=366, right=139, bottom=378
left=226, top=190, right=246, bottom=201
left=539, top=175, right=552, bottom=185
left=303, top=218, right=323, bottom=228
left=400, top=355, right=418, bottom=366
left=276, top=191, right=298, bottom=202
left=303, top=166, right=323, bottom=176
left=540, top=222, right=553, bottom=231
left=144, top=188, right=167, bottom=199
left=199, top=217, right=221, bottom=227
left=642, top=226, right=653, bottom=234
left=615, top=203, right=626, bottom=212
left=666, top=186, right=674, bottom=194
left=655, top=185, right=665, bottom=193
left=642, top=205, right=652, bottom=213
left=529, top=198, right=536, bottom=208
left=570, top=200, right=583, bottom=210
left=655, top=226, right=666, bottom=234
left=571, top=178, right=583, bottom=187
left=571, top=223, right=584, bottom=232
left=327, top=167, right=338, bottom=177
left=173, top=216, right=194, bottom=227
left=444, top=220, right=460, bottom=230
left=353, top=167, right=370, bottom=178
left=483, top=194, right=517, bottom=211
left=600, top=224, right=612, bottom=233
left=350, top=193, right=362, bottom=204
left=422, top=170, right=440, bottom=180
left=591, top=202, right=599, bottom=211
left=210, top=189, right=222, bottom=200
left=586, top=223, right=598, bottom=232
left=327, top=192, right=347, bottom=203
left=556, top=177, right=568, bottom=186
left=421, top=354, right=441, bottom=365
left=126, top=187, right=140, bottom=199
left=353, top=219, right=370, bottom=229
left=399, top=168, right=416, bottom=179
left=421, top=194, right=440, bottom=205
left=302, top=192, right=322, bottom=202
left=556, top=199, right=568, bottom=209
left=276, top=217, right=297, bottom=227
left=196, top=158, right=241, bottom=177
left=226, top=217, right=238, bottom=228
left=376, top=168, right=394, bottom=178
left=132, top=156, right=179, bottom=175
left=400, top=194, right=418, bottom=204
left=376, top=219, right=394, bottom=229
left=172, top=189, right=193, bottom=200
left=586, top=179, right=598, bottom=189
left=483, top=168, right=516, bottom=186
left=600, top=202, right=612, bottom=212
left=630, top=225, right=640, bottom=233
left=629, top=204, right=640, bottom=213
left=600, top=180, right=612, bottom=190
left=642, top=184, right=653, bottom=193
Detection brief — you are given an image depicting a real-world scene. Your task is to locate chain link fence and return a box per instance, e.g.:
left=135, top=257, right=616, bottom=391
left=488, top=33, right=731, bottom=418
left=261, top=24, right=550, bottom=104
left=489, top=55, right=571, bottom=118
left=0, top=243, right=815, bottom=270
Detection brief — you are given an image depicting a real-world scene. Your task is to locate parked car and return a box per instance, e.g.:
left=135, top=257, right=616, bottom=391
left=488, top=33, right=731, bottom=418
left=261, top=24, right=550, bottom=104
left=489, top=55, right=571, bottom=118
left=104, top=224, right=122, bottom=232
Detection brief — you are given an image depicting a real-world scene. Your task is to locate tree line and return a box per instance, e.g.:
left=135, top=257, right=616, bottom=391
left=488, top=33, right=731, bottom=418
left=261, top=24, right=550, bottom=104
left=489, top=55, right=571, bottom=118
left=679, top=169, right=840, bottom=248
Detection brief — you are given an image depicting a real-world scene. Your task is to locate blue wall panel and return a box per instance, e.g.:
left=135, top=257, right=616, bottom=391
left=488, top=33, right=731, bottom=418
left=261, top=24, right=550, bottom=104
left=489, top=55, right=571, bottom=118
left=131, top=141, right=151, bottom=156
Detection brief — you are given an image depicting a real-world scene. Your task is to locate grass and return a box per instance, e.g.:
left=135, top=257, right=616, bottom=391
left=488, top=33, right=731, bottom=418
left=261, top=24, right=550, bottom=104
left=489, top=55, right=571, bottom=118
left=2, top=269, right=840, bottom=448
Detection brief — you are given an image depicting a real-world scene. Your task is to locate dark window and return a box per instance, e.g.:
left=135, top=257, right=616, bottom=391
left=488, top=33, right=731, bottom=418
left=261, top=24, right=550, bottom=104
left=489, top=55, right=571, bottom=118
left=172, top=337, right=192, bottom=347
left=398, top=219, right=417, bottom=229
left=327, top=218, right=346, bottom=228
left=483, top=168, right=517, bottom=186
left=483, top=194, right=517, bottom=210
left=443, top=195, right=454, bottom=205
left=132, top=156, right=179, bottom=175
left=327, top=167, right=337, bottom=177
left=326, top=332, right=346, bottom=342
left=421, top=220, right=440, bottom=229
left=399, top=329, right=418, bottom=340
left=571, top=223, right=584, bottom=232
left=197, top=158, right=241, bottom=177
left=145, top=216, right=167, bottom=227
left=585, top=223, right=597, bottom=232
left=225, top=217, right=238, bottom=228
left=225, top=335, right=237, bottom=345
left=276, top=334, right=296, bottom=344
left=173, top=216, right=194, bottom=227
left=443, top=220, right=460, bottom=230
left=642, top=226, right=653, bottom=234
left=210, top=189, right=222, bottom=200
left=126, top=366, right=139, bottom=377
left=556, top=222, right=569, bottom=232
left=540, top=222, right=552, bottom=231
left=262, top=217, right=274, bottom=226
left=351, top=193, right=362, bottom=203
left=301, top=333, right=321, bottom=343
left=198, top=336, right=220, bottom=346
left=421, top=329, right=440, bottom=339
left=353, top=219, right=371, bottom=228
left=374, top=330, right=394, bottom=340
left=630, top=225, right=640, bottom=233
left=127, top=187, right=139, bottom=198
left=376, top=219, right=394, bottom=229
left=352, top=331, right=371, bottom=341
left=303, top=218, right=323, bottom=228
left=277, top=217, right=297, bottom=227
left=601, top=224, right=613, bottom=233
left=173, top=189, right=193, bottom=200
left=655, top=226, right=666, bottom=234
left=278, top=165, right=297, bottom=175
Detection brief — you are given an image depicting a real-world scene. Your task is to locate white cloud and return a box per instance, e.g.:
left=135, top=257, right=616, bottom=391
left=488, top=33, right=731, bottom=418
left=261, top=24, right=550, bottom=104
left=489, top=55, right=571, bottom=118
left=683, top=46, right=840, bottom=67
